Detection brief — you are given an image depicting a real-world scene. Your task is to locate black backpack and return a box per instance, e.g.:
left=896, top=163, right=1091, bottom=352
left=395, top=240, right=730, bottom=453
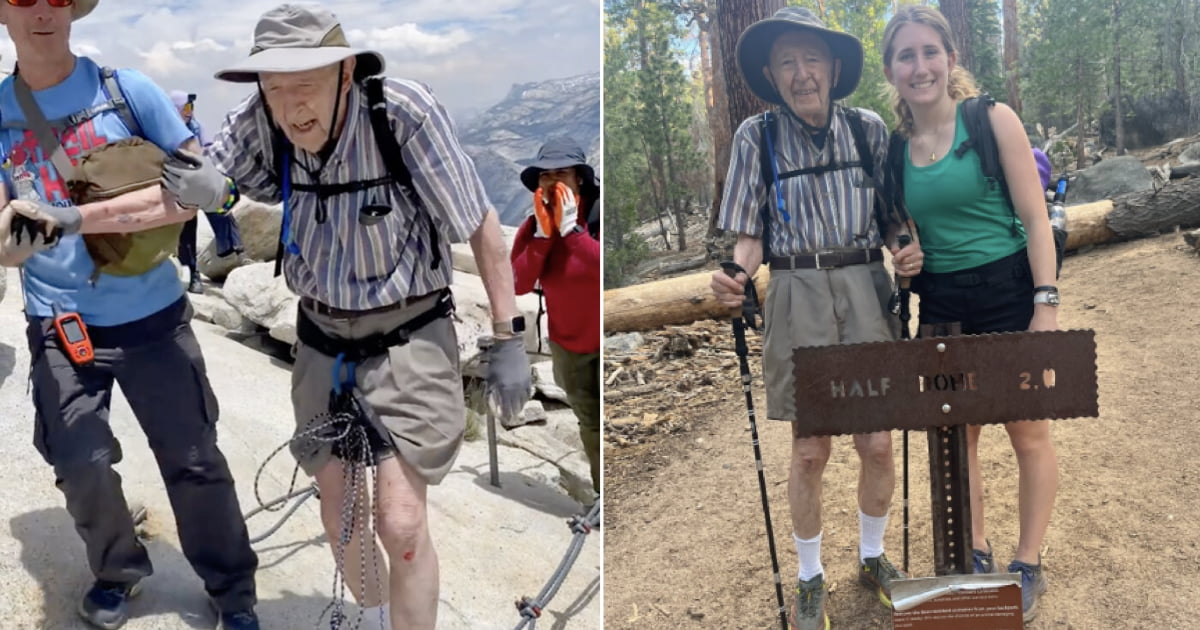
left=756, top=107, right=891, bottom=261
left=270, top=76, right=441, bottom=276
left=885, top=94, right=1066, bottom=276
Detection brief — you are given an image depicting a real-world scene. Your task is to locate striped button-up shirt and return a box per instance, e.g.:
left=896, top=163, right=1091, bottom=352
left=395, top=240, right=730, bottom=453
left=208, top=78, right=489, bottom=310
left=717, top=107, right=889, bottom=255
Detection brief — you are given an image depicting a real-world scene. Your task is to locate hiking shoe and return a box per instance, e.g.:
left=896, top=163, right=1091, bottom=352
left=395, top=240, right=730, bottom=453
left=1008, top=559, right=1048, bottom=623
left=973, top=541, right=998, bottom=574
left=78, top=579, right=141, bottom=630
left=217, top=609, right=260, bottom=630
left=859, top=553, right=906, bottom=608
left=187, top=273, right=204, bottom=294
left=787, top=574, right=829, bottom=630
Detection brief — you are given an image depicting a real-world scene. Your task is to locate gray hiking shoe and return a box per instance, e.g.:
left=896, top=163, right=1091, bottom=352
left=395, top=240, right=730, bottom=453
left=859, top=553, right=906, bottom=608
left=973, top=540, right=998, bottom=574
left=787, top=574, right=829, bottom=630
left=78, top=579, right=142, bottom=629
left=1008, top=559, right=1048, bottom=623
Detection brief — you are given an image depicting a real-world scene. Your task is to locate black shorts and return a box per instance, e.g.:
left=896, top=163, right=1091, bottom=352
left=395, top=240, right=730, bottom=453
left=912, top=249, right=1033, bottom=335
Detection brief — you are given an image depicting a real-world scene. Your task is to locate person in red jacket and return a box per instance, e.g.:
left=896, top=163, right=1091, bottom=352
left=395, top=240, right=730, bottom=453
left=511, top=137, right=601, bottom=502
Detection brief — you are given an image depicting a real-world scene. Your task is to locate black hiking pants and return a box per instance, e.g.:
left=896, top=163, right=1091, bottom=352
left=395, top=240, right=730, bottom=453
left=25, top=297, right=258, bottom=612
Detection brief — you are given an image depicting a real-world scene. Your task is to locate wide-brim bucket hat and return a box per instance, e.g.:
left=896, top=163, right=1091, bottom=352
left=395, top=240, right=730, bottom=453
left=736, top=6, right=864, bottom=104
left=519, top=136, right=598, bottom=196
left=214, top=3, right=385, bottom=83
left=73, top=0, right=98, bottom=20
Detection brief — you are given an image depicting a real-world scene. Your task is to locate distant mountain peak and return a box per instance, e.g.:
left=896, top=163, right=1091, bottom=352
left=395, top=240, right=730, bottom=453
left=461, top=72, right=600, bottom=226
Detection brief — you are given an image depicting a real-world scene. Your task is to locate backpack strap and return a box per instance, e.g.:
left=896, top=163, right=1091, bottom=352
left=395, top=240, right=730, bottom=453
left=757, top=111, right=778, bottom=262
left=955, top=94, right=1018, bottom=234
left=884, top=130, right=911, bottom=226
left=12, top=75, right=78, bottom=183
left=99, top=67, right=143, bottom=139
left=843, top=107, right=876, bottom=181
left=364, top=76, right=442, bottom=270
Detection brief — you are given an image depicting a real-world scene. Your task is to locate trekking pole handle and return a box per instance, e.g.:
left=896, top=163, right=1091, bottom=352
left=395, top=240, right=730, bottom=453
left=896, top=234, right=913, bottom=290
left=720, top=261, right=760, bottom=332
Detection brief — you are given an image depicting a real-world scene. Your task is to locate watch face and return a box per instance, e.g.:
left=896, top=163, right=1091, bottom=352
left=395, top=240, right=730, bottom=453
left=512, top=316, right=527, bottom=333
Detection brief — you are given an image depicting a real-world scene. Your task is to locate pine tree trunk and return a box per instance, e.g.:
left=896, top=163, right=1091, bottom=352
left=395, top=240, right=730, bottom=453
left=1112, top=0, right=1125, bottom=156
left=939, top=0, right=974, bottom=75
left=1002, top=0, right=1022, bottom=115
left=706, top=0, right=784, bottom=251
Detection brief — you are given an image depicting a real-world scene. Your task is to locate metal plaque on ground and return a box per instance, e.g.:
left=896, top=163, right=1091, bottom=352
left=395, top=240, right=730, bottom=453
left=891, top=574, right=1023, bottom=630
left=791, top=330, right=1099, bottom=438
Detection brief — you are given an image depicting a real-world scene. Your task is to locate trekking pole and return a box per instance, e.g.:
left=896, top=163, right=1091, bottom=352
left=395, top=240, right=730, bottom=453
left=719, top=261, right=788, bottom=630
left=477, top=335, right=502, bottom=489
left=895, top=234, right=913, bottom=574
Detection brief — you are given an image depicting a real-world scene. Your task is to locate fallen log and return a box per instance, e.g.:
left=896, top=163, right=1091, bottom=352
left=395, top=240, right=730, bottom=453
left=605, top=177, right=1200, bottom=333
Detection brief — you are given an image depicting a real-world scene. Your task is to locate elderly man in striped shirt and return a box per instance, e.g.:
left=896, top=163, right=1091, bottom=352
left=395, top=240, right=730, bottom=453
left=709, top=7, right=925, bottom=630
left=204, top=5, right=532, bottom=630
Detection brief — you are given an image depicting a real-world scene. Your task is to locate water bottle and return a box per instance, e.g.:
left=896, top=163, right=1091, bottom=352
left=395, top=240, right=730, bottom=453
left=1048, top=174, right=1069, bottom=232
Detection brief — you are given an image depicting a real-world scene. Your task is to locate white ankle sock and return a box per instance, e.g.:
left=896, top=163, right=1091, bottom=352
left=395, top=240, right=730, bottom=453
left=859, top=510, right=889, bottom=561
left=794, top=531, right=824, bottom=581
left=361, top=604, right=391, bottom=630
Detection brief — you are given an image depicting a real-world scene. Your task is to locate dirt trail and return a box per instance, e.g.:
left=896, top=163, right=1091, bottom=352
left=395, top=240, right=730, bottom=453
left=603, top=233, right=1200, bottom=629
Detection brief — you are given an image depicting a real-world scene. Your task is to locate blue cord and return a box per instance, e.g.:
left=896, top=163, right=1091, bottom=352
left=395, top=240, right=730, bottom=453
left=762, top=112, right=790, bottom=224
left=280, top=153, right=300, bottom=256
left=331, top=352, right=356, bottom=395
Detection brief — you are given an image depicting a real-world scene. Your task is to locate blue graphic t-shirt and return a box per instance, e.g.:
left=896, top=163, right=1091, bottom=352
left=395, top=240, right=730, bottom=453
left=0, top=57, right=194, bottom=325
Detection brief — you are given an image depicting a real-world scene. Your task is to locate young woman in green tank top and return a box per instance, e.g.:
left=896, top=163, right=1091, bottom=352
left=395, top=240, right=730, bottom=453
left=881, top=6, right=1058, bottom=624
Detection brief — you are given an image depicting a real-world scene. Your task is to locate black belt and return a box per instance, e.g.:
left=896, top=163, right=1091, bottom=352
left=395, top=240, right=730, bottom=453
left=915, top=249, right=1030, bottom=290
left=768, top=248, right=882, bottom=271
left=296, top=288, right=454, bottom=362
left=300, top=289, right=441, bottom=319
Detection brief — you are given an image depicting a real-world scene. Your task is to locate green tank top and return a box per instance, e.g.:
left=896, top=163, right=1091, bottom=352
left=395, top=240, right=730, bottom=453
left=903, top=104, right=1027, bottom=273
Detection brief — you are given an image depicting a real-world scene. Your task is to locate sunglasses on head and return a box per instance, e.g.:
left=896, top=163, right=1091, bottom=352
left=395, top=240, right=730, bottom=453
left=5, top=0, right=75, bottom=7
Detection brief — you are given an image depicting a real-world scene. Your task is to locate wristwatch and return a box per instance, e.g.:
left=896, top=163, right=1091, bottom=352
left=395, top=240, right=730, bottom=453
left=493, top=315, right=527, bottom=336
left=1033, top=287, right=1060, bottom=306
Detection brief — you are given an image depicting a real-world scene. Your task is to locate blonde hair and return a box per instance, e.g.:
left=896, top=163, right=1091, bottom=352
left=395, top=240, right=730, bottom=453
left=881, top=5, right=980, bottom=137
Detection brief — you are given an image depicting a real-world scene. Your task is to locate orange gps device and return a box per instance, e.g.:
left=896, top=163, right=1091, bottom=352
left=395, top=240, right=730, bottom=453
left=53, top=311, right=95, bottom=366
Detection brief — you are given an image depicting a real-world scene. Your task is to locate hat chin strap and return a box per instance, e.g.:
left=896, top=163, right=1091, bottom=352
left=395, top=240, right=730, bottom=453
left=781, top=98, right=836, bottom=136
left=317, top=60, right=346, bottom=162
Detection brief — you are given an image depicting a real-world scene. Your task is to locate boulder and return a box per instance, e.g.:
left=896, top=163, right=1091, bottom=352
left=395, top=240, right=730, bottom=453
left=1067, top=156, right=1154, bottom=205
left=449, top=224, right=520, bottom=275
left=1180, top=142, right=1200, bottom=166
left=496, top=421, right=593, bottom=504
left=197, top=200, right=283, bottom=281
left=222, top=262, right=295, bottom=342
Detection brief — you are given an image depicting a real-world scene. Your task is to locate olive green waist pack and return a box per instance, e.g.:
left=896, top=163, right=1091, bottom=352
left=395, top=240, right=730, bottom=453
left=11, top=66, right=179, bottom=278
left=70, top=137, right=180, bottom=277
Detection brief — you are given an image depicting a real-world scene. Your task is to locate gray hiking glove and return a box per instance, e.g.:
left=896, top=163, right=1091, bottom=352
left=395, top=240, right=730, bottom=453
left=8, top=199, right=81, bottom=239
left=161, top=148, right=228, bottom=212
left=486, top=336, right=532, bottom=421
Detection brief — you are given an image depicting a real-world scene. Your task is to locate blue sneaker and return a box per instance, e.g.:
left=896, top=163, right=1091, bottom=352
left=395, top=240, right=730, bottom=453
left=972, top=540, right=998, bottom=574
left=78, top=579, right=142, bottom=630
left=1008, top=559, right=1048, bottom=623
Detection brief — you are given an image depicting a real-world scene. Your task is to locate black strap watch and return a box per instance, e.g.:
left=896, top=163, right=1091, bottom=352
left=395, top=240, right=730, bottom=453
left=493, top=315, right=526, bottom=336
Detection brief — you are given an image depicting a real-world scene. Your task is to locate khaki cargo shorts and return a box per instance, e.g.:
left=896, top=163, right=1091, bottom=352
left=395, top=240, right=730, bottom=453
left=290, top=292, right=465, bottom=485
left=762, top=260, right=899, bottom=422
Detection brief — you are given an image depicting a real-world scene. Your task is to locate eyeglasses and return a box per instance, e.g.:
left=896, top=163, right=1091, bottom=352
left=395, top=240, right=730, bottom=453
left=5, top=0, right=75, bottom=7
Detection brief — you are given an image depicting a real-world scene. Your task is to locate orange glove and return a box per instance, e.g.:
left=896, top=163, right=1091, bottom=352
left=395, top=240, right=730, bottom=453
left=532, top=186, right=557, bottom=239
left=532, top=182, right=579, bottom=239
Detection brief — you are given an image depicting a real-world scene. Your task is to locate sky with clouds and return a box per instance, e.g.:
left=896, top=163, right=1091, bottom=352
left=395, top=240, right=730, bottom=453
left=0, top=0, right=601, bottom=133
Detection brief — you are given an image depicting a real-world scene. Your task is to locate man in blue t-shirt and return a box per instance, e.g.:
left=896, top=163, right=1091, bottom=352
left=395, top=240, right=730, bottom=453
left=0, top=2, right=259, bottom=629
left=169, top=90, right=244, bottom=294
